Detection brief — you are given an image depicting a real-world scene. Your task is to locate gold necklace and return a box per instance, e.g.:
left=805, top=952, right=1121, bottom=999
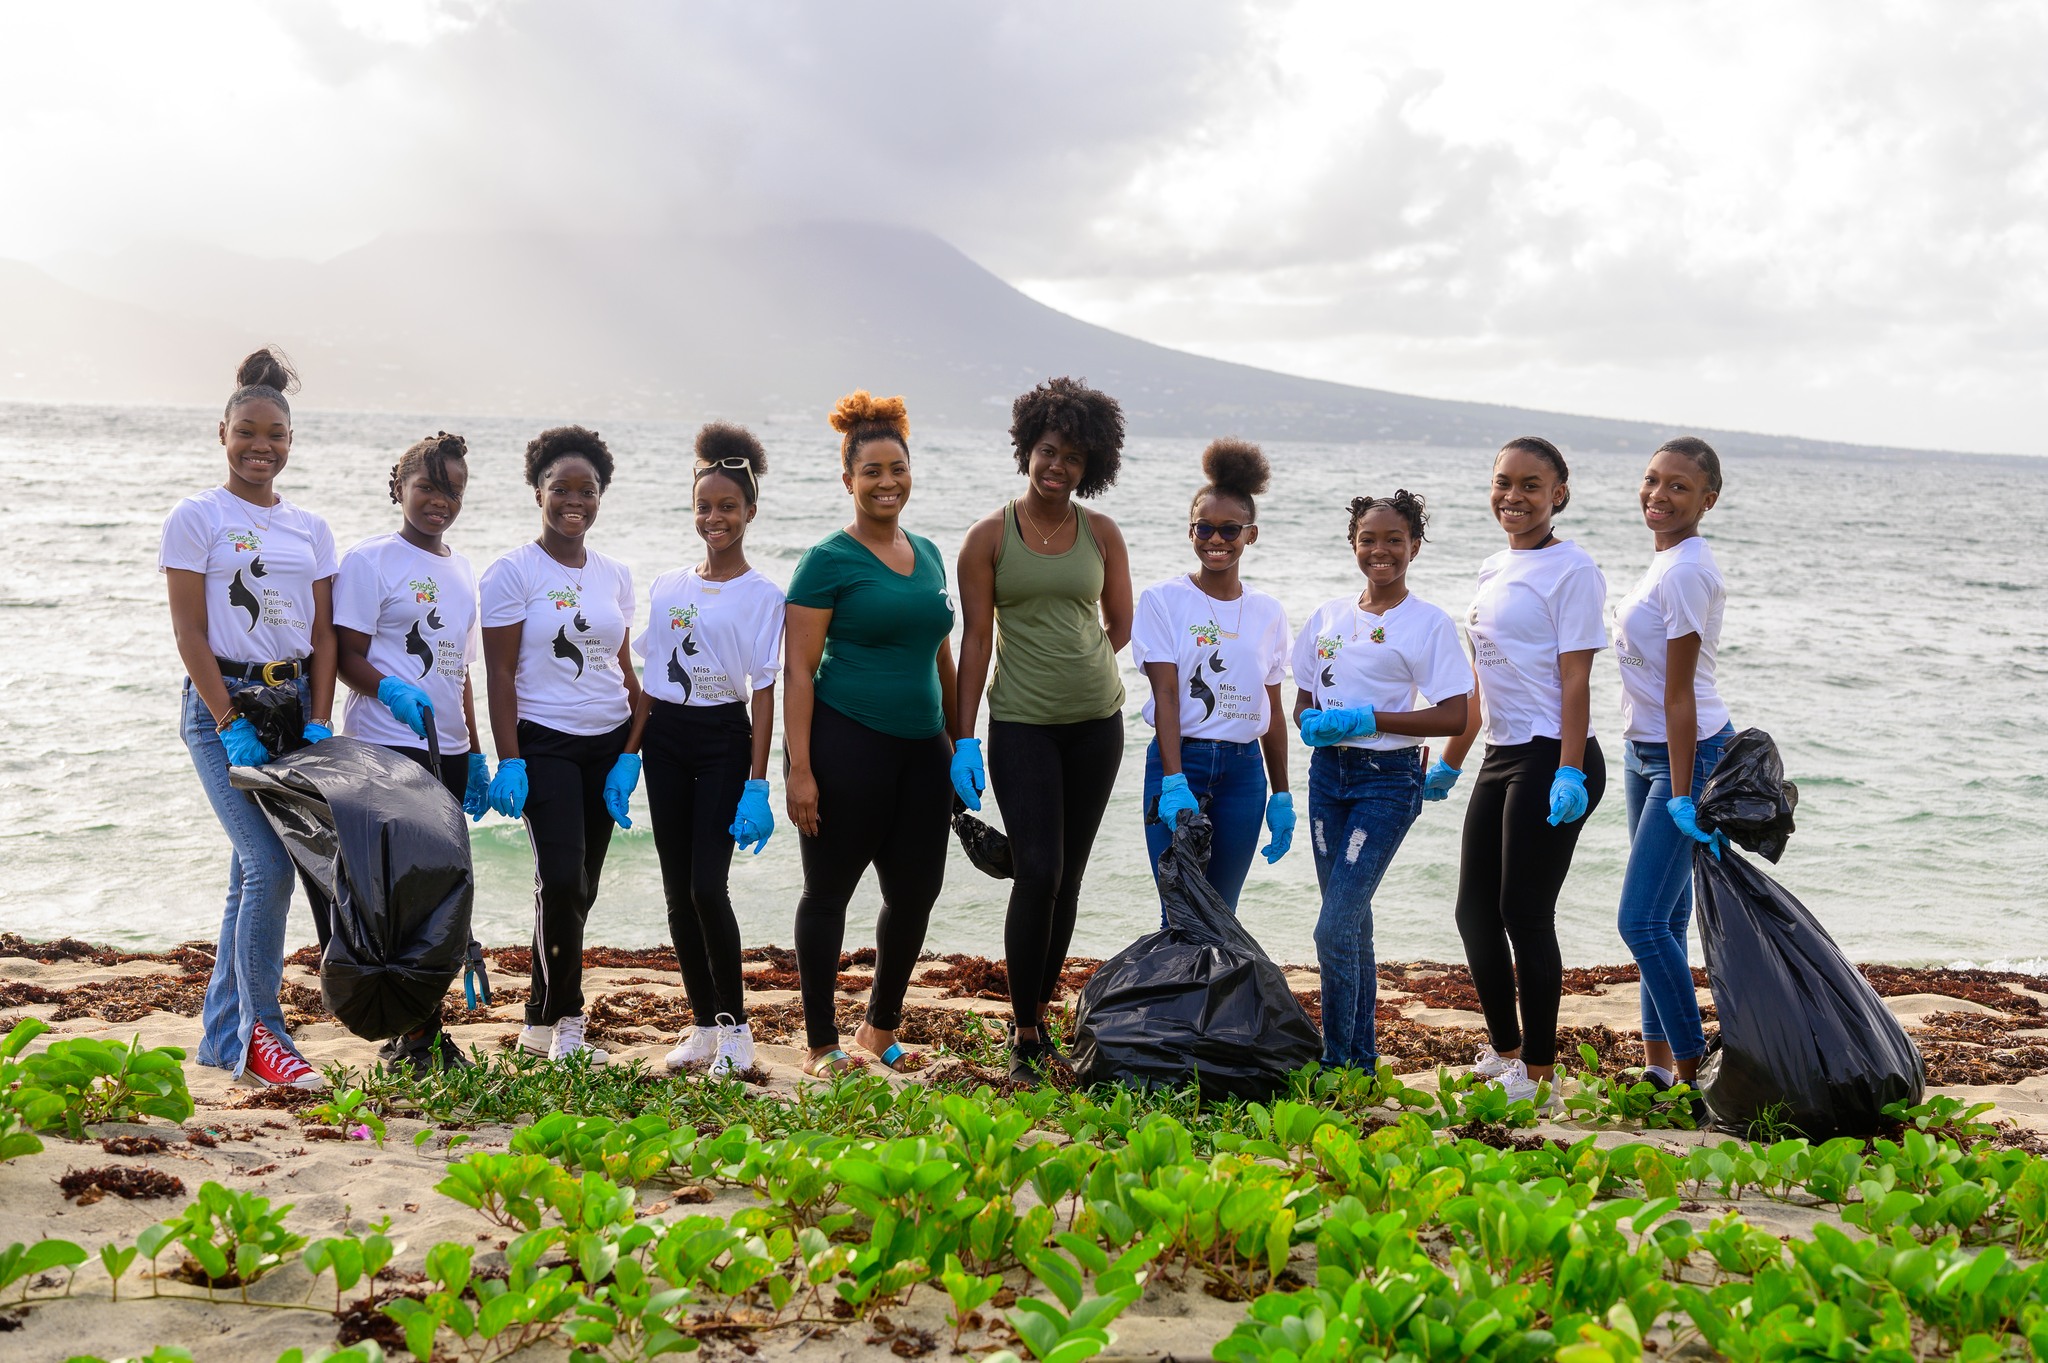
left=1193, top=575, right=1245, bottom=638
left=1353, top=588, right=1408, bottom=641
left=1017, top=498, right=1074, bottom=547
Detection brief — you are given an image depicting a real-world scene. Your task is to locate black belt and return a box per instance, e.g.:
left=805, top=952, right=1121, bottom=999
left=217, top=656, right=307, bottom=684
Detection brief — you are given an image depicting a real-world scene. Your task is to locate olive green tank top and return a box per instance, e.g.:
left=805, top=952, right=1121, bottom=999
left=988, top=501, right=1125, bottom=725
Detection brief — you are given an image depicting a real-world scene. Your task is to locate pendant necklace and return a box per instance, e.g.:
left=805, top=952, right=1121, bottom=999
left=1195, top=576, right=1246, bottom=639
left=1018, top=498, right=1074, bottom=547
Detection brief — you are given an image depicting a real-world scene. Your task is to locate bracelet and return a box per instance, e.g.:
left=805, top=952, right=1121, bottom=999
left=309, top=718, right=333, bottom=729
left=214, top=711, right=241, bottom=733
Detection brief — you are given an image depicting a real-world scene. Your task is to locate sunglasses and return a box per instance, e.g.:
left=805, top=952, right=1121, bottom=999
left=1189, top=522, right=1253, bottom=542
left=695, top=457, right=756, bottom=485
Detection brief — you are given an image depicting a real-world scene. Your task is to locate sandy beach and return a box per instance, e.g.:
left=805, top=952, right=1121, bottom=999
left=2, top=935, right=2045, bottom=1361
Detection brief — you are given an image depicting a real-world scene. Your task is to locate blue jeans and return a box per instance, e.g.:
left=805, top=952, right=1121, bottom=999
left=1143, top=736, right=1267, bottom=918
left=181, top=676, right=309, bottom=1076
left=1308, top=745, right=1424, bottom=1067
left=1619, top=723, right=1734, bottom=1062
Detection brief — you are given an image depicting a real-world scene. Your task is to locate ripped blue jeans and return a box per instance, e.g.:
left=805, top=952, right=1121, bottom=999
left=1308, top=745, right=1424, bottom=1068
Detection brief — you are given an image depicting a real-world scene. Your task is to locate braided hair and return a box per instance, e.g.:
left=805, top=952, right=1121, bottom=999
left=389, top=431, right=468, bottom=504
left=1347, top=489, right=1429, bottom=543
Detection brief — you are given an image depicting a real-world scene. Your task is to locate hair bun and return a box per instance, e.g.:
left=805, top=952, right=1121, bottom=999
left=1201, top=438, right=1270, bottom=499
left=234, top=346, right=300, bottom=396
left=829, top=390, right=910, bottom=442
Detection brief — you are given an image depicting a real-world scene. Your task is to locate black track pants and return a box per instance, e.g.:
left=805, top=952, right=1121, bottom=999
left=989, top=713, right=1124, bottom=1031
left=519, top=719, right=629, bottom=1027
left=643, top=700, right=752, bottom=1026
left=1452, top=735, right=1606, bottom=1068
left=794, top=701, right=951, bottom=1050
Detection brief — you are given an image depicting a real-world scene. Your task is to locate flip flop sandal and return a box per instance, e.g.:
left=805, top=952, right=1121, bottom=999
left=805, top=1049, right=865, bottom=1079
left=872, top=1041, right=924, bottom=1073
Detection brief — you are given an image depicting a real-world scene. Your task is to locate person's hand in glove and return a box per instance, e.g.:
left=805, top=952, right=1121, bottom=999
left=1667, top=795, right=1723, bottom=859
left=1261, top=791, right=1295, bottom=863
left=1546, top=766, right=1588, bottom=826
left=730, top=778, right=775, bottom=854
left=603, top=753, right=641, bottom=829
left=1298, top=706, right=1377, bottom=747
left=1422, top=758, right=1461, bottom=802
left=463, top=752, right=491, bottom=822
left=376, top=675, right=434, bottom=739
left=302, top=721, right=333, bottom=744
left=488, top=758, right=528, bottom=819
left=950, top=737, right=985, bottom=811
left=1156, top=772, right=1199, bottom=829
left=219, top=717, right=270, bottom=767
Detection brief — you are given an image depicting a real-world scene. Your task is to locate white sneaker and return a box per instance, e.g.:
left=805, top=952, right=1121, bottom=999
left=1491, top=1059, right=1558, bottom=1111
left=706, top=1017, right=756, bottom=1079
left=664, top=1024, right=719, bottom=1073
left=517, top=1024, right=552, bottom=1058
left=547, top=1014, right=609, bottom=1065
left=1472, top=1044, right=1515, bottom=1080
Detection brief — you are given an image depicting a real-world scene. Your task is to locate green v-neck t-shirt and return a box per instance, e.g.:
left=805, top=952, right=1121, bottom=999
left=787, top=529, right=956, bottom=739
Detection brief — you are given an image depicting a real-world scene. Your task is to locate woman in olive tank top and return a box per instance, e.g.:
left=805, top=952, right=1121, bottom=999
left=954, top=377, right=1133, bottom=1081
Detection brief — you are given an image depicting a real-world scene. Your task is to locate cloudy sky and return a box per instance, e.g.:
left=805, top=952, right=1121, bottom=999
left=3, top=1, right=2043, bottom=454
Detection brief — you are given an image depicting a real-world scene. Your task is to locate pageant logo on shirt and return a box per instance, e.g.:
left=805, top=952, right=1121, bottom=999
left=668, top=605, right=699, bottom=629
left=410, top=577, right=439, bottom=603
left=547, top=588, right=578, bottom=610
left=1187, top=620, right=1222, bottom=647
left=227, top=530, right=261, bottom=553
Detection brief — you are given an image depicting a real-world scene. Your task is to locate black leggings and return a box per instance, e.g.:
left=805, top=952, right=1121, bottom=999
left=309, top=745, right=469, bottom=950
left=794, top=701, right=952, bottom=1050
left=643, top=700, right=751, bottom=1026
left=519, top=719, right=629, bottom=1027
left=1453, top=735, right=1606, bottom=1068
left=989, top=712, right=1124, bottom=1031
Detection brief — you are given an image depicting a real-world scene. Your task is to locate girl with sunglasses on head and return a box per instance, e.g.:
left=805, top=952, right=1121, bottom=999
left=1435, top=436, right=1609, bottom=1109
left=328, top=430, right=487, bottom=1075
left=1132, top=440, right=1293, bottom=912
left=953, top=377, right=1134, bottom=1081
left=478, top=425, right=641, bottom=1066
left=1291, top=491, right=1471, bottom=1071
left=160, top=347, right=336, bottom=1091
left=618, top=425, right=782, bottom=1080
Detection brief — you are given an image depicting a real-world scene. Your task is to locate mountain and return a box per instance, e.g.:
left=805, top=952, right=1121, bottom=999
left=8, top=223, right=1922, bottom=456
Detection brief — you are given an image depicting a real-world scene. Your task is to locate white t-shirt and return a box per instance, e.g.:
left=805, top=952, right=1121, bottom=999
left=635, top=566, right=785, bottom=708
left=333, top=532, right=478, bottom=754
left=1129, top=576, right=1290, bottom=743
left=158, top=486, right=338, bottom=665
left=1467, top=541, right=1609, bottom=747
left=1291, top=593, right=1472, bottom=751
left=478, top=541, right=635, bottom=736
left=1612, top=536, right=1731, bottom=743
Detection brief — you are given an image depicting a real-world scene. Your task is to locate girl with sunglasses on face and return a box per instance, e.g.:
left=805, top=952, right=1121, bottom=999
left=953, top=377, right=1134, bottom=1081
left=1612, top=436, right=1733, bottom=1097
left=618, top=425, right=782, bottom=1081
left=784, top=392, right=959, bottom=1079
left=1291, top=491, right=1471, bottom=1071
left=1434, top=436, right=1609, bottom=1109
left=478, top=426, right=642, bottom=1066
left=160, top=347, right=336, bottom=1091
left=328, top=430, right=487, bottom=1075
left=1132, top=439, right=1294, bottom=912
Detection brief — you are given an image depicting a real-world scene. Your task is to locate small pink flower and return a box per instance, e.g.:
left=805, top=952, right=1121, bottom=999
left=348, top=1124, right=373, bottom=1141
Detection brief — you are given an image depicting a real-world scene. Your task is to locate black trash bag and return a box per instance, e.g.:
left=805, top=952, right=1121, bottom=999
left=230, top=734, right=475, bottom=1041
left=232, top=682, right=310, bottom=759
left=1069, top=814, right=1321, bottom=1100
left=951, top=796, right=1013, bottom=880
left=1692, top=730, right=1922, bottom=1138
left=1695, top=727, right=1799, bottom=863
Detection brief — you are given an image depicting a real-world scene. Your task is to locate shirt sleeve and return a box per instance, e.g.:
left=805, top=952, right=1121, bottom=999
left=1289, top=612, right=1320, bottom=693
left=478, top=554, right=527, bottom=628
left=157, top=499, right=212, bottom=574
left=1551, top=563, right=1611, bottom=654
left=614, top=560, right=635, bottom=626
left=1414, top=610, right=1478, bottom=704
left=330, top=546, right=382, bottom=635
left=751, top=588, right=786, bottom=689
left=310, top=516, right=340, bottom=580
left=1261, top=602, right=1289, bottom=687
left=633, top=582, right=657, bottom=662
left=1128, top=586, right=1173, bottom=668
left=785, top=542, right=839, bottom=610
left=1659, top=563, right=1720, bottom=641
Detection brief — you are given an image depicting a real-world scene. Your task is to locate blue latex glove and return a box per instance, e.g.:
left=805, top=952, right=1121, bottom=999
left=1668, top=795, right=1723, bottom=860
left=730, top=778, right=774, bottom=854
left=1546, top=766, right=1588, bottom=826
left=488, top=757, right=528, bottom=819
left=219, top=717, right=270, bottom=767
left=463, top=752, right=491, bottom=822
left=950, top=737, right=985, bottom=811
left=1299, top=706, right=1377, bottom=747
left=1422, top=759, right=1462, bottom=802
left=1156, top=772, right=1199, bottom=830
left=603, top=753, right=641, bottom=829
left=1261, top=791, right=1295, bottom=863
left=376, top=675, right=434, bottom=739
left=302, top=722, right=333, bottom=744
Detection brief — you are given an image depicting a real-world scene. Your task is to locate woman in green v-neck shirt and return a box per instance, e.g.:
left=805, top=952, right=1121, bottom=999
left=783, top=390, right=961, bottom=1080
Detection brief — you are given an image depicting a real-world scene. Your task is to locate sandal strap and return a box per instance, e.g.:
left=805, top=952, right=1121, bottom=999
left=880, top=1042, right=908, bottom=1067
left=810, top=1048, right=855, bottom=1075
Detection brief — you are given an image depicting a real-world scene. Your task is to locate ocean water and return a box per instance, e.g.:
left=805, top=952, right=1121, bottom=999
left=1, top=401, right=2042, bottom=970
